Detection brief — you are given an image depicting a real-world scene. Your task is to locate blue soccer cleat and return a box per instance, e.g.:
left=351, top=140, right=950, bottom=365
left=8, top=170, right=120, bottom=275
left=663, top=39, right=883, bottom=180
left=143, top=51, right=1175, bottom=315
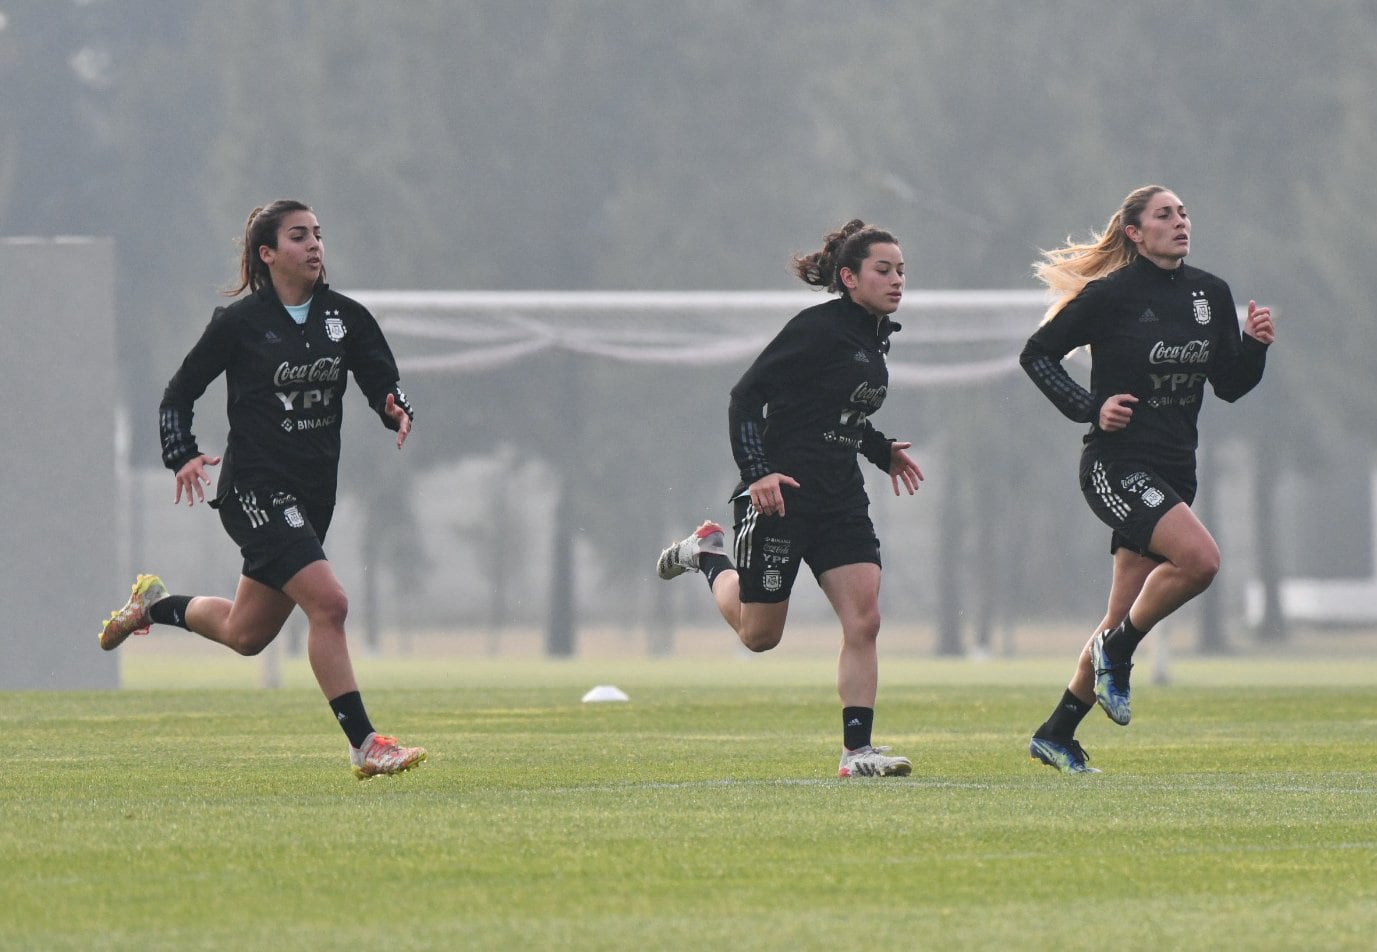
left=1090, top=628, right=1133, bottom=726
left=1029, top=734, right=1101, bottom=774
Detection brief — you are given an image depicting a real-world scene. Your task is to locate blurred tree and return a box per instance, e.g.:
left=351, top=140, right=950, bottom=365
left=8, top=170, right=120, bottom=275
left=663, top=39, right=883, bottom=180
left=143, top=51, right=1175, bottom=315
left=8, top=0, right=1373, bottom=653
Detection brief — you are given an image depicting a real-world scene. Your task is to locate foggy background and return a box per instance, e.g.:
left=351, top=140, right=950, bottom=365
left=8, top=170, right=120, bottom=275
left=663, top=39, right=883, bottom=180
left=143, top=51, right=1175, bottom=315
left=3, top=1, right=1374, bottom=680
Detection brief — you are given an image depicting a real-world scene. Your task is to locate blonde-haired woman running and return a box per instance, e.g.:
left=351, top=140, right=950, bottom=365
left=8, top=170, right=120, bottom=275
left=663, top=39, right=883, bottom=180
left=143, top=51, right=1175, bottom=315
left=1022, top=186, right=1274, bottom=773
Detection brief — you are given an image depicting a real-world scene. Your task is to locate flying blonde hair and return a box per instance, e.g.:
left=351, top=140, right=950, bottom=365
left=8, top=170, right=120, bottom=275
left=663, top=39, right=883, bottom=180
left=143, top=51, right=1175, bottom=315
left=1033, top=185, right=1168, bottom=322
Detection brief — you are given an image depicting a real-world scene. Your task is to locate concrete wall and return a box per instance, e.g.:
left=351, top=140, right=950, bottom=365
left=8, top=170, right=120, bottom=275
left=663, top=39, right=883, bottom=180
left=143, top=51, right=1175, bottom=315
left=0, top=238, right=119, bottom=689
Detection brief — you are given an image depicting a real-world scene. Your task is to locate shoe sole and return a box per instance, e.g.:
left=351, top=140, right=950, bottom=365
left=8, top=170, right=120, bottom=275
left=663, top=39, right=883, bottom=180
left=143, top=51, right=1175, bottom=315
left=353, top=749, right=428, bottom=780
left=838, top=761, right=912, bottom=778
left=655, top=549, right=689, bottom=580
left=1028, top=753, right=1102, bottom=775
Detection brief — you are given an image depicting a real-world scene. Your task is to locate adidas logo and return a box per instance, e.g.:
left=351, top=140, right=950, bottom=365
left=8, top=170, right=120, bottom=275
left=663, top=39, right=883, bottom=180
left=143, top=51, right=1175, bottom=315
left=853, top=350, right=869, bottom=363
left=846, top=717, right=863, bottom=727
left=1139, top=308, right=1158, bottom=322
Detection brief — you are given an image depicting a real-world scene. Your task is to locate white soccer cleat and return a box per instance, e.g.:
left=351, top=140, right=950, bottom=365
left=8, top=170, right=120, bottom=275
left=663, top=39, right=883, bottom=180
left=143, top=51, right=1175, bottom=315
left=350, top=732, right=428, bottom=779
left=838, top=745, right=912, bottom=778
left=655, top=520, right=726, bottom=580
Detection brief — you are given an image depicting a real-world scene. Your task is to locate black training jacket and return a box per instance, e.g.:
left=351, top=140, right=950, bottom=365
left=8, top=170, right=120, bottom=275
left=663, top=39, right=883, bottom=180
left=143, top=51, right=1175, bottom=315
left=728, top=295, right=900, bottom=508
left=158, top=282, right=412, bottom=507
left=1020, top=256, right=1268, bottom=472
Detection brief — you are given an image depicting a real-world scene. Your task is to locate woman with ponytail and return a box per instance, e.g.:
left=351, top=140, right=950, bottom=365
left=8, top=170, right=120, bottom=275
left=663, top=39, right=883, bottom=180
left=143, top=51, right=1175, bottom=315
left=99, top=200, right=426, bottom=779
left=655, top=219, right=925, bottom=779
left=1022, top=186, right=1275, bottom=774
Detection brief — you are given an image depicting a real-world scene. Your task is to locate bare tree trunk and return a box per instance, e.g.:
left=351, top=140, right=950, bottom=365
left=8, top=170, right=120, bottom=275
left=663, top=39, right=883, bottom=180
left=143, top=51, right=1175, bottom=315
left=546, top=356, right=580, bottom=657
left=645, top=514, right=677, bottom=657
left=1253, top=454, right=1288, bottom=642
left=546, top=484, right=577, bottom=657
left=485, top=448, right=519, bottom=654
left=1195, top=445, right=1228, bottom=654
left=361, top=527, right=381, bottom=654
left=936, top=480, right=964, bottom=656
left=972, top=481, right=996, bottom=657
left=646, top=569, right=675, bottom=657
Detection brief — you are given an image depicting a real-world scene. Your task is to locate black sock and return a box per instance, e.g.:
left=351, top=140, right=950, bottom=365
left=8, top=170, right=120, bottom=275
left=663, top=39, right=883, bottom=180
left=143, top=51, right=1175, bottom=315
left=147, top=595, right=193, bottom=630
left=699, top=552, right=733, bottom=591
left=328, top=691, right=377, bottom=749
left=1103, top=615, right=1149, bottom=665
left=1037, top=689, right=1094, bottom=739
left=843, top=706, right=874, bottom=751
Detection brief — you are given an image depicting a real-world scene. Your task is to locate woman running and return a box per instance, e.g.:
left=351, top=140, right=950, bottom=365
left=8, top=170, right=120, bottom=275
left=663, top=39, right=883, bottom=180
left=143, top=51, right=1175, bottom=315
left=657, top=219, right=924, bottom=778
left=1022, top=185, right=1274, bottom=773
left=100, top=199, right=427, bottom=780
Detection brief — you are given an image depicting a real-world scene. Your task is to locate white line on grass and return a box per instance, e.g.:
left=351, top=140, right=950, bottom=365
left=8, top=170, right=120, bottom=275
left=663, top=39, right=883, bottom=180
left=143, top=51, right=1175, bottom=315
left=539, top=777, right=1377, bottom=795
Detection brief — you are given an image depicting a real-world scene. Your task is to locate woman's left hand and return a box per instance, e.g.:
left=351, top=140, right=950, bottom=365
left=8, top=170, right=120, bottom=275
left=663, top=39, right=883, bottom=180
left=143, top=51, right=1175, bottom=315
left=888, top=441, right=924, bottom=496
left=384, top=392, right=412, bottom=448
left=1244, top=300, right=1275, bottom=344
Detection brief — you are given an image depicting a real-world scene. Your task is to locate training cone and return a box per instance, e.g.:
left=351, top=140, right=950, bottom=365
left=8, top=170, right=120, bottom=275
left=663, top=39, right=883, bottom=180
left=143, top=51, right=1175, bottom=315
left=581, top=684, right=630, bottom=703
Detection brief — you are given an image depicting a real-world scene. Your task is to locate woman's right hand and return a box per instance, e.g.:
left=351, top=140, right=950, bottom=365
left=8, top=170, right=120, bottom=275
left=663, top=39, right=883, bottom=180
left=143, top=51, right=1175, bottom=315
left=748, top=472, right=800, bottom=517
left=174, top=453, right=222, bottom=506
left=1098, top=393, right=1138, bottom=432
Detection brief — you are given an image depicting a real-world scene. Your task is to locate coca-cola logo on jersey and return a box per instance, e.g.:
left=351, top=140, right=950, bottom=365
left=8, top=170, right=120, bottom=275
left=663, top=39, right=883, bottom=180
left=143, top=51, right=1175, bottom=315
left=274, top=357, right=343, bottom=387
left=1148, top=340, right=1211, bottom=365
left=851, top=381, right=887, bottom=409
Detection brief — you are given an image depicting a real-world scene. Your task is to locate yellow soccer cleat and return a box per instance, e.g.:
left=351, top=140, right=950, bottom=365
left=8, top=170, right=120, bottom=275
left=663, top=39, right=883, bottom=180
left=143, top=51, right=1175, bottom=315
left=98, top=574, right=168, bottom=651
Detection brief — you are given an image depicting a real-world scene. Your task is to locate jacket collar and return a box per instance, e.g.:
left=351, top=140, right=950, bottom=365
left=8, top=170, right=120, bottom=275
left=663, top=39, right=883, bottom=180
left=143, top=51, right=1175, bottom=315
left=1132, top=255, right=1187, bottom=282
left=839, top=294, right=902, bottom=339
left=255, top=279, right=329, bottom=307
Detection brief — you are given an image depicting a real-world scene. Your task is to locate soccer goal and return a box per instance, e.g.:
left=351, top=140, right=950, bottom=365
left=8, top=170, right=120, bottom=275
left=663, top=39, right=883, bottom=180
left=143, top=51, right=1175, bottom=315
left=343, top=289, right=1057, bottom=659
left=354, top=288, right=1051, bottom=386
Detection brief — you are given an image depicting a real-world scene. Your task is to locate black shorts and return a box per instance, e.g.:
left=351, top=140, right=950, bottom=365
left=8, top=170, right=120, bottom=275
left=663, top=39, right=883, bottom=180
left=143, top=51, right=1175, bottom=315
left=731, top=495, right=881, bottom=604
left=1079, top=452, right=1195, bottom=559
left=217, top=487, right=333, bottom=590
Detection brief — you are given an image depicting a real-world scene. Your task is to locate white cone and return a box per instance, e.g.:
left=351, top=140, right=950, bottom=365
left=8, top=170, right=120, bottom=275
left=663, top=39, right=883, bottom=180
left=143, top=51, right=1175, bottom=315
left=581, top=684, right=630, bottom=703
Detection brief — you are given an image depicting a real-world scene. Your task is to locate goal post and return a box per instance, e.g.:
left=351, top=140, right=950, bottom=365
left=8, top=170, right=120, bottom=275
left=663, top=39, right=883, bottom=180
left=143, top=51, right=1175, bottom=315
left=346, top=288, right=1053, bottom=657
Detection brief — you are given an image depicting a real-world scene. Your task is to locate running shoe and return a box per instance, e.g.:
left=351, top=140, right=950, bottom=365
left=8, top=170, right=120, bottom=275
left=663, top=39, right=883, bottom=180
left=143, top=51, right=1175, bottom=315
left=98, top=574, right=169, bottom=651
left=1029, top=734, right=1101, bottom=774
left=1090, top=628, right=1134, bottom=725
left=655, top=520, right=726, bottom=579
left=837, top=745, right=912, bottom=778
left=350, top=733, right=428, bottom=779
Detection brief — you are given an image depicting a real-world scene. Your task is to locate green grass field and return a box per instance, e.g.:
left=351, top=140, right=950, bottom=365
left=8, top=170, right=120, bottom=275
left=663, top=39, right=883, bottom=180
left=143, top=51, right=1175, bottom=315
left=3, top=655, right=1375, bottom=951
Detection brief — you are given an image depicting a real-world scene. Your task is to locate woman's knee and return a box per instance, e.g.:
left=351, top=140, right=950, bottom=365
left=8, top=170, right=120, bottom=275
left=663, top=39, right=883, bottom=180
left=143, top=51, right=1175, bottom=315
left=306, top=587, right=349, bottom=631
left=1178, top=541, right=1221, bottom=591
left=839, top=603, right=881, bottom=647
left=218, top=583, right=294, bottom=656
left=233, top=636, right=271, bottom=657
left=225, top=621, right=279, bottom=656
left=738, top=619, right=784, bottom=652
left=737, top=600, right=788, bottom=652
left=219, top=610, right=285, bottom=656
